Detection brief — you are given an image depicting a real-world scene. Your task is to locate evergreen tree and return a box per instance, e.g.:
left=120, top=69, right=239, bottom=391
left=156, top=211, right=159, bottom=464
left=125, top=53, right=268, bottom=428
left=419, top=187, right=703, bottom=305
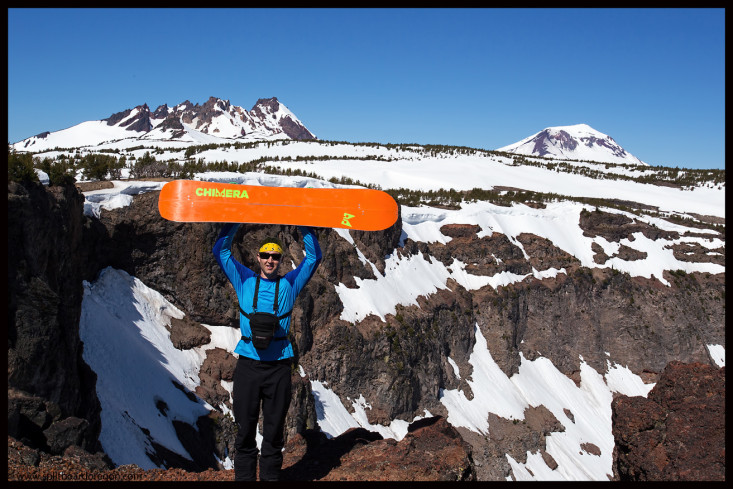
left=8, top=149, right=38, bottom=183
left=48, top=161, right=76, bottom=186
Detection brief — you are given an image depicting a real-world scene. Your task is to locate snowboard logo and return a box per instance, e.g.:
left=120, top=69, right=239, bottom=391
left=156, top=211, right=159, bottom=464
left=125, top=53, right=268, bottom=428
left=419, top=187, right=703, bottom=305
left=341, top=213, right=355, bottom=227
left=195, top=187, right=249, bottom=199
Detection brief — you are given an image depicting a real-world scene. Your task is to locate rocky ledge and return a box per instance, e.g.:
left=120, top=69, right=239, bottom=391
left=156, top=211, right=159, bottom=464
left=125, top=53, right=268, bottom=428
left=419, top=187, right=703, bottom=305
left=8, top=415, right=474, bottom=481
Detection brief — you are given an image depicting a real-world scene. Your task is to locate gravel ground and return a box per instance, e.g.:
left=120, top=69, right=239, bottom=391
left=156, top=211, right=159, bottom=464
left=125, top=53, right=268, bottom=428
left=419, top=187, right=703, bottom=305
left=8, top=437, right=234, bottom=482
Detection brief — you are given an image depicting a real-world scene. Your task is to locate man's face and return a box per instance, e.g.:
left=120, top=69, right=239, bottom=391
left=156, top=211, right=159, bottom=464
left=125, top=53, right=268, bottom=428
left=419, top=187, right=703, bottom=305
left=257, top=250, right=282, bottom=278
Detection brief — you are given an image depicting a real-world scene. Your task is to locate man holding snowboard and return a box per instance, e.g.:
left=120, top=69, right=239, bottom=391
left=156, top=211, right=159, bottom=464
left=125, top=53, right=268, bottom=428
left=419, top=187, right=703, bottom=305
left=213, top=223, right=321, bottom=481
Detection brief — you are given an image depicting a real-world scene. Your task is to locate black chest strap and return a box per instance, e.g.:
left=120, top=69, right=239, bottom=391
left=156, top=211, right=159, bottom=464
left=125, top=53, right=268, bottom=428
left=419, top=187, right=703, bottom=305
left=239, top=275, right=292, bottom=342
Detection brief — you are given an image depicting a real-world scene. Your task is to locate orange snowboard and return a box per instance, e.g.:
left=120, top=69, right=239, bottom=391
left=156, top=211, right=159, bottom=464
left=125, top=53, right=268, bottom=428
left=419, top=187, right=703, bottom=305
left=158, top=180, right=398, bottom=231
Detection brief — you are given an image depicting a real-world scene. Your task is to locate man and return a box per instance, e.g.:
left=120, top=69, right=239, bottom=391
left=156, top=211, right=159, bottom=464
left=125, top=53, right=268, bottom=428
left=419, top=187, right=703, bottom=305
left=213, top=223, right=322, bottom=481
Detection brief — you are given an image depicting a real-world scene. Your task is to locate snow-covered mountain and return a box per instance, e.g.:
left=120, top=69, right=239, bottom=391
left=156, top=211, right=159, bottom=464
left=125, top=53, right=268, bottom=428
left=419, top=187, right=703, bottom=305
left=11, top=96, right=315, bottom=152
left=498, top=124, right=646, bottom=166
left=8, top=100, right=726, bottom=481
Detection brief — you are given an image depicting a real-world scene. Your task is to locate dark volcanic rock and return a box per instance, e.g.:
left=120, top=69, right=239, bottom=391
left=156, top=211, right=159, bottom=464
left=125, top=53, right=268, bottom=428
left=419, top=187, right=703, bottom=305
left=431, top=226, right=534, bottom=277
left=472, top=266, right=724, bottom=380
left=612, top=362, right=725, bottom=481
left=104, top=104, right=152, bottom=132
left=279, top=115, right=316, bottom=140
left=516, top=232, right=581, bottom=271
left=7, top=181, right=102, bottom=453
left=458, top=405, right=565, bottom=480
left=303, top=284, right=475, bottom=424
left=167, top=315, right=211, bottom=350
left=42, top=417, right=90, bottom=455
left=195, top=348, right=237, bottom=410
left=282, top=416, right=474, bottom=481
left=286, top=371, right=319, bottom=440
left=579, top=207, right=679, bottom=242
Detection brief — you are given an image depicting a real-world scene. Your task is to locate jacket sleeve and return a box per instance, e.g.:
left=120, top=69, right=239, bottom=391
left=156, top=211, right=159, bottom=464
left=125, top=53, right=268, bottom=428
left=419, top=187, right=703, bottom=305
left=213, top=223, right=255, bottom=287
left=284, top=226, right=322, bottom=297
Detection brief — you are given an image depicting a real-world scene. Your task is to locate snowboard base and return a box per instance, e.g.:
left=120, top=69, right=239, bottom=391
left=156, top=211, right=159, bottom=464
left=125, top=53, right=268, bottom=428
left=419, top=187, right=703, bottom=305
left=158, top=180, right=399, bottom=231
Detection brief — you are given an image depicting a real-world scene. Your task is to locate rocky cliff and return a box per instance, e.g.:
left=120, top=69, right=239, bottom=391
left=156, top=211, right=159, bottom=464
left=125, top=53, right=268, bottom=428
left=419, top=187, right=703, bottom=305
left=7, top=180, right=725, bottom=480
left=8, top=181, right=103, bottom=457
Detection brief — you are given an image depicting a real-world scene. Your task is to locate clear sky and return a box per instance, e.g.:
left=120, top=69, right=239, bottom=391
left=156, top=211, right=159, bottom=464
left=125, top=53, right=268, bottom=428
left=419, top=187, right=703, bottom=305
left=7, top=8, right=725, bottom=169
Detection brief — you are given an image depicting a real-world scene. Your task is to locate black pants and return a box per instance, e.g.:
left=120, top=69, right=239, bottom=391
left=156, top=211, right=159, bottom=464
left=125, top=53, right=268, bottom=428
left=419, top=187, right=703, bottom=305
left=232, top=356, right=292, bottom=481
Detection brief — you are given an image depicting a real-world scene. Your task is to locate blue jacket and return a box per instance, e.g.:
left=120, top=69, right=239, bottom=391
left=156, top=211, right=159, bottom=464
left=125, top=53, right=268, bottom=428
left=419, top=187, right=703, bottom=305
left=213, top=223, right=322, bottom=361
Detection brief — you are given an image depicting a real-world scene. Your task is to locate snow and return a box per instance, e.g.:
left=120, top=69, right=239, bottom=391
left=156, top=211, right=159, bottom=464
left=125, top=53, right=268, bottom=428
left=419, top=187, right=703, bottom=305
left=82, top=181, right=166, bottom=218
left=263, top=149, right=721, bottom=218
left=440, top=326, right=529, bottom=433
left=69, top=144, right=723, bottom=479
left=79, top=268, right=213, bottom=469
left=15, top=120, right=145, bottom=151
left=310, top=382, right=432, bottom=441
left=35, top=168, right=49, bottom=185
left=441, top=325, right=656, bottom=481
left=511, top=355, right=616, bottom=480
left=707, top=344, right=725, bottom=367
left=15, top=126, right=725, bottom=218
left=604, top=361, right=655, bottom=397
left=336, top=251, right=453, bottom=322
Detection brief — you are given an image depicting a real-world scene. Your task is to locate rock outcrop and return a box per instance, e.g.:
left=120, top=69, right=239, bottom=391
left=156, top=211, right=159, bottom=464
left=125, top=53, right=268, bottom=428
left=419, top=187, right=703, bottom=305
left=283, top=415, right=475, bottom=481
left=612, top=361, right=725, bottom=481
left=7, top=181, right=103, bottom=456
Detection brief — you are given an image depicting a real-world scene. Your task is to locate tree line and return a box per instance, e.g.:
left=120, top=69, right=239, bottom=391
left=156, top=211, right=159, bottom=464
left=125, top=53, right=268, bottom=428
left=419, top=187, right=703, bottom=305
left=6, top=148, right=327, bottom=185
left=9, top=138, right=726, bottom=191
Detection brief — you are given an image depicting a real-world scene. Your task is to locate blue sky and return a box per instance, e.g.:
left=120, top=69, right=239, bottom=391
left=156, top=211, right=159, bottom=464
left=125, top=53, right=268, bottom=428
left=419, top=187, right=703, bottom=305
left=8, top=8, right=725, bottom=169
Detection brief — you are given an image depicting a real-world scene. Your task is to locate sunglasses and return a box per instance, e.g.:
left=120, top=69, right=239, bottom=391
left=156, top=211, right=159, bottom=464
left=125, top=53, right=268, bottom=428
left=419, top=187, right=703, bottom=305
left=258, top=252, right=282, bottom=261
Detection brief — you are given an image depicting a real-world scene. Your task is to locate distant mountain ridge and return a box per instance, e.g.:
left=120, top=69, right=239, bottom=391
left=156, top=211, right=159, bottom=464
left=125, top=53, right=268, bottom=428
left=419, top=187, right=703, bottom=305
left=13, top=97, right=316, bottom=151
left=498, top=124, right=647, bottom=166
left=15, top=99, right=645, bottom=169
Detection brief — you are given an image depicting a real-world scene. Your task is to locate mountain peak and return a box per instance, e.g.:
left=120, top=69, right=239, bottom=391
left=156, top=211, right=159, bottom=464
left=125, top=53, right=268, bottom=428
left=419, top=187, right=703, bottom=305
left=255, top=96, right=279, bottom=105
left=11, top=96, right=316, bottom=150
left=498, top=124, right=646, bottom=166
